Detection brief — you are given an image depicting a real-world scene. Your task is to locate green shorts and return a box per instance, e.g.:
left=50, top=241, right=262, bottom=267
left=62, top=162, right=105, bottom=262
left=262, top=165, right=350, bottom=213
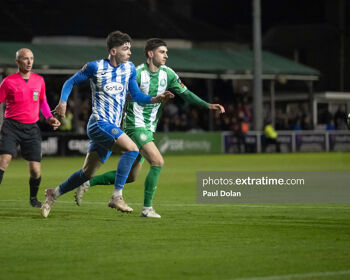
left=125, top=128, right=154, bottom=164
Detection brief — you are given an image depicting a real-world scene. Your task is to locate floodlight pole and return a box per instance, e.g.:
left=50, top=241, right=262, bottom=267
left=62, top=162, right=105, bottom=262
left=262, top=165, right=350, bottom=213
left=252, top=0, right=263, bottom=131
left=0, top=74, right=3, bottom=130
left=339, top=0, right=345, bottom=92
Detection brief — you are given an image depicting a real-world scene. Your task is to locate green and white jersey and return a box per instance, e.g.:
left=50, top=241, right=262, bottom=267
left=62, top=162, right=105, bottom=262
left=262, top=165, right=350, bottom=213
left=123, top=63, right=187, bottom=132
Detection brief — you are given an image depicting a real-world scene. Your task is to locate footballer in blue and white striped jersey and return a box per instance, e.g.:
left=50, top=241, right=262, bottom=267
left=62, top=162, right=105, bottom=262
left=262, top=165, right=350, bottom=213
left=60, top=59, right=152, bottom=127
left=41, top=31, right=175, bottom=219
left=83, top=59, right=133, bottom=126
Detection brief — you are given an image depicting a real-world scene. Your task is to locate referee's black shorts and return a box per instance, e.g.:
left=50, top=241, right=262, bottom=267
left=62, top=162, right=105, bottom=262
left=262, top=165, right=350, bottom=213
left=0, top=118, right=42, bottom=162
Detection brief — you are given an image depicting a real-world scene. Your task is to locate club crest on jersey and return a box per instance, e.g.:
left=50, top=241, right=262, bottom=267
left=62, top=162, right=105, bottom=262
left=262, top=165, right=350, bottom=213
left=103, top=82, right=124, bottom=94
left=160, top=79, right=166, bottom=87
left=33, top=91, right=39, bottom=101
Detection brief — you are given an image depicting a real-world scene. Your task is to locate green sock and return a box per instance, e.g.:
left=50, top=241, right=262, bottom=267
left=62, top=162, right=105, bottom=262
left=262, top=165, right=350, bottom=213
left=144, top=166, right=162, bottom=207
left=89, top=170, right=116, bottom=187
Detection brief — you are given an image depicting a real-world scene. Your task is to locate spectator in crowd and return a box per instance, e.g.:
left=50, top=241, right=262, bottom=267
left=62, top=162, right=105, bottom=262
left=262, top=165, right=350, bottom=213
left=59, top=107, right=73, bottom=132
left=334, top=105, right=347, bottom=130
left=263, top=121, right=280, bottom=153
left=326, top=120, right=335, bottom=131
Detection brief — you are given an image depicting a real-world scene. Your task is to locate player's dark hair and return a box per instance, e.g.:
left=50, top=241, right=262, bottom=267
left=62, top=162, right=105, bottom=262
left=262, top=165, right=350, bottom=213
left=106, top=31, right=131, bottom=50
left=144, top=38, right=167, bottom=58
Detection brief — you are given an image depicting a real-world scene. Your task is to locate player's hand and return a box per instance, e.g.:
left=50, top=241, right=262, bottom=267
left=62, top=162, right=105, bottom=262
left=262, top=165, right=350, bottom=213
left=48, top=116, right=61, bottom=131
left=52, top=101, right=67, bottom=120
left=151, top=91, right=174, bottom=104
left=209, top=104, right=225, bottom=117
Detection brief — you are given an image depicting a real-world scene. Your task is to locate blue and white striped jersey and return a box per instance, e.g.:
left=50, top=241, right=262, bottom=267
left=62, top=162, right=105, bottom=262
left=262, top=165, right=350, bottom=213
left=60, top=59, right=152, bottom=127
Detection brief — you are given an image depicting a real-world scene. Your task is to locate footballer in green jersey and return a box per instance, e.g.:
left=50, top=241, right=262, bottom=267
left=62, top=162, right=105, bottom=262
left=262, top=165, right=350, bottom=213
left=74, top=38, right=225, bottom=218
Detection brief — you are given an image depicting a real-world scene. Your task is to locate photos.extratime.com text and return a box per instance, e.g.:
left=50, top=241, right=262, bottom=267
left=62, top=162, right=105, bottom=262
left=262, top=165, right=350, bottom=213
left=196, top=171, right=350, bottom=203
left=202, top=176, right=305, bottom=187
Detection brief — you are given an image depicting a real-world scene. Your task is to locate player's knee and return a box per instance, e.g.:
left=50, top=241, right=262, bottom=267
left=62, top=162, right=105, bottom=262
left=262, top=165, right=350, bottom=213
left=29, top=164, right=41, bottom=178
left=0, top=154, right=12, bottom=170
left=151, top=156, right=164, bottom=167
left=126, top=143, right=139, bottom=152
left=82, top=151, right=102, bottom=179
left=82, top=165, right=99, bottom=179
left=30, top=170, right=41, bottom=179
left=82, top=168, right=94, bottom=179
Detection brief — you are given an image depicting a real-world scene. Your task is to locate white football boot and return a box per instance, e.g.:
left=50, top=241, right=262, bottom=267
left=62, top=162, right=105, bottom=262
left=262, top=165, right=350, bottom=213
left=140, top=207, right=161, bottom=218
left=108, top=195, right=133, bottom=213
left=41, top=188, right=57, bottom=218
left=74, top=181, right=90, bottom=206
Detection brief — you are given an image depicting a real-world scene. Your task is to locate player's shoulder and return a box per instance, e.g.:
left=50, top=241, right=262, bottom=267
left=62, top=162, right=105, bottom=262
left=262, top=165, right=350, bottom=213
left=161, top=65, right=176, bottom=73
left=30, top=72, right=44, bottom=81
left=84, top=60, right=101, bottom=71
left=161, top=65, right=178, bottom=77
left=0, top=75, right=10, bottom=88
left=78, top=60, right=102, bottom=76
left=3, top=72, right=20, bottom=82
left=3, top=72, right=44, bottom=84
left=121, top=61, right=135, bottom=73
left=136, top=63, right=146, bottom=71
left=125, top=61, right=135, bottom=68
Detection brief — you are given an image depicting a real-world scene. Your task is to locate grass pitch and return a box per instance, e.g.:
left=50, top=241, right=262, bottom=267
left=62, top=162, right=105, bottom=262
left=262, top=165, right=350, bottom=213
left=0, top=153, right=349, bottom=280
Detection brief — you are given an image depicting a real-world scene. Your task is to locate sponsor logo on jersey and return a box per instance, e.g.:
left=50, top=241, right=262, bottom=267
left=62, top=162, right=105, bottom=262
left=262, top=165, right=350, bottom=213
left=103, top=82, right=124, bottom=94
left=177, top=78, right=185, bottom=88
left=33, top=91, right=39, bottom=101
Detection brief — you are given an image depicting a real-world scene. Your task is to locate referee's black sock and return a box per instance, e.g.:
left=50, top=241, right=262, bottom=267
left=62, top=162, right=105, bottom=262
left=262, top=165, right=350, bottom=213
left=29, top=176, right=41, bottom=199
left=0, top=169, right=4, bottom=184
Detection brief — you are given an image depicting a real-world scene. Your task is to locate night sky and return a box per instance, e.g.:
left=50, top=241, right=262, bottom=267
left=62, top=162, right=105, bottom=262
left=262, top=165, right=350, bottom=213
left=1, top=0, right=347, bottom=41
left=1, top=0, right=349, bottom=90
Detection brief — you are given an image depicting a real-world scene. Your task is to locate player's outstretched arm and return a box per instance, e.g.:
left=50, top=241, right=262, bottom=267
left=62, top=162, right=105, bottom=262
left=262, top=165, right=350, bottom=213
left=54, top=64, right=92, bottom=118
left=177, top=89, right=224, bottom=116
left=151, top=91, right=174, bottom=104
left=208, top=104, right=225, bottom=117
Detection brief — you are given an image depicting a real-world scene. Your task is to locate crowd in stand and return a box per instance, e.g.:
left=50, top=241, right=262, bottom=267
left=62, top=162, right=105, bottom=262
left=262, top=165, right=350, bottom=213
left=37, top=77, right=348, bottom=133
left=39, top=95, right=348, bottom=134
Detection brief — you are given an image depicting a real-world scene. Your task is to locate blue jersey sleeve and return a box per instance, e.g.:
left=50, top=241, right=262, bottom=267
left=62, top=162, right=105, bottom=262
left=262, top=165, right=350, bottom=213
left=60, top=62, right=95, bottom=102
left=128, top=66, right=152, bottom=104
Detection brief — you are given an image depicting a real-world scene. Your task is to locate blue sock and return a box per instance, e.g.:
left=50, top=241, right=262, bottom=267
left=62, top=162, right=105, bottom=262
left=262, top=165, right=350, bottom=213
left=59, top=169, right=89, bottom=195
left=114, top=151, right=139, bottom=190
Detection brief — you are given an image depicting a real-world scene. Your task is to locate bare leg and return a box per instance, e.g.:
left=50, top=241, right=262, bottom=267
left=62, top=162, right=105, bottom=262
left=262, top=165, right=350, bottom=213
left=0, top=154, right=12, bottom=172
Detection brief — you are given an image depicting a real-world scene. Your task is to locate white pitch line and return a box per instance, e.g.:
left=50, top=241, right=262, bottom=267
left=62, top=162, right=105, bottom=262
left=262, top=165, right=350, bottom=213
left=232, top=269, right=350, bottom=280
left=0, top=200, right=350, bottom=209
